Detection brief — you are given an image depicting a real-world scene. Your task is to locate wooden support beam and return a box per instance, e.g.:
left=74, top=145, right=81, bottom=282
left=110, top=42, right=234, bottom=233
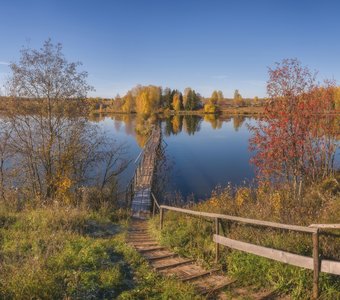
left=155, top=259, right=195, bottom=271
left=148, top=253, right=178, bottom=261
left=312, top=231, right=320, bottom=299
left=160, top=207, right=164, bottom=230
left=215, top=217, right=220, bottom=263
left=132, top=242, right=159, bottom=247
left=139, top=247, right=166, bottom=253
left=181, top=268, right=220, bottom=282
left=161, top=205, right=318, bottom=233
left=213, top=235, right=314, bottom=270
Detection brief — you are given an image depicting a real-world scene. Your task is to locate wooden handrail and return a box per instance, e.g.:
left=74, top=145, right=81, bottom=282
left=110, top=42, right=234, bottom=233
left=158, top=203, right=340, bottom=299
left=160, top=205, right=318, bottom=233
left=151, top=192, right=160, bottom=209
left=309, top=224, right=340, bottom=229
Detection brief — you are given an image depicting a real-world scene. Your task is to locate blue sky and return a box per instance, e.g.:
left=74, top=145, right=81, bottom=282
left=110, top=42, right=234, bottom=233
left=1, top=0, right=340, bottom=98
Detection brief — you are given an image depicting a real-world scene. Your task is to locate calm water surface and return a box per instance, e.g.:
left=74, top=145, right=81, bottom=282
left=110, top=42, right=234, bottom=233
left=93, top=114, right=256, bottom=201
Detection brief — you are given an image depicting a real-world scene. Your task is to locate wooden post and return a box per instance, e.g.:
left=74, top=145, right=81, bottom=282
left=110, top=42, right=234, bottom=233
left=312, top=230, right=320, bottom=299
left=152, top=197, right=156, bottom=217
left=215, top=217, right=220, bottom=263
left=160, top=207, right=164, bottom=230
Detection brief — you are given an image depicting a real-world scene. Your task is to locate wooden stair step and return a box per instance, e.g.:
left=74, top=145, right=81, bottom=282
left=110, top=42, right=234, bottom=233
left=127, top=239, right=157, bottom=244
left=181, top=268, right=220, bottom=282
left=127, top=235, right=151, bottom=238
left=139, top=246, right=166, bottom=252
left=131, top=242, right=159, bottom=246
left=155, top=259, right=195, bottom=271
left=146, top=253, right=178, bottom=261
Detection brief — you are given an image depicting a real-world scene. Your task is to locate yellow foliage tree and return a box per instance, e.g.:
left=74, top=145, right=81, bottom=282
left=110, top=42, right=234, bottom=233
left=135, top=85, right=161, bottom=116
left=172, top=93, right=182, bottom=111
left=122, top=92, right=135, bottom=113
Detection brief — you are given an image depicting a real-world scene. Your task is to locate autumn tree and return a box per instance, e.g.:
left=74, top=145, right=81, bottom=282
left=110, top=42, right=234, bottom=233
left=183, top=88, right=201, bottom=111
left=217, top=90, right=224, bottom=105
left=162, top=87, right=173, bottom=110
left=253, top=96, right=260, bottom=106
left=122, top=91, right=135, bottom=112
left=210, top=90, right=219, bottom=104
left=204, top=90, right=220, bottom=113
left=249, top=58, right=338, bottom=196
left=5, top=40, right=128, bottom=203
left=233, top=89, right=244, bottom=106
left=172, top=92, right=183, bottom=111
left=0, top=121, right=11, bottom=201
left=135, top=85, right=161, bottom=116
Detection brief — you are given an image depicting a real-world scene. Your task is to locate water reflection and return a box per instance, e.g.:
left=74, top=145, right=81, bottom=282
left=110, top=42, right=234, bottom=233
left=89, top=113, right=257, bottom=200
left=90, top=113, right=251, bottom=139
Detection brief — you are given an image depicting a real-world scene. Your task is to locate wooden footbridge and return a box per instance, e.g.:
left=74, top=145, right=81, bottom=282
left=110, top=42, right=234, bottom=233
left=125, top=125, right=340, bottom=299
left=126, top=125, right=162, bottom=219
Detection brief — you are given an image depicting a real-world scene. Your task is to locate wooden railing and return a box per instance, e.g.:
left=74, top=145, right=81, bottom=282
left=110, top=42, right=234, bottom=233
left=151, top=192, right=161, bottom=217
left=125, top=126, right=156, bottom=207
left=150, top=195, right=340, bottom=299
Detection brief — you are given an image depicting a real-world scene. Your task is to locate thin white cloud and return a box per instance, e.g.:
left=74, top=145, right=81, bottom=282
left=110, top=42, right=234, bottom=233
left=0, top=61, right=9, bottom=66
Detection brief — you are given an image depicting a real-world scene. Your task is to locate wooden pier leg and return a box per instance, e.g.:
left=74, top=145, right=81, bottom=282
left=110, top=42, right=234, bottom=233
left=160, top=207, right=164, bottom=230
left=215, top=217, right=220, bottom=263
left=312, top=230, right=320, bottom=299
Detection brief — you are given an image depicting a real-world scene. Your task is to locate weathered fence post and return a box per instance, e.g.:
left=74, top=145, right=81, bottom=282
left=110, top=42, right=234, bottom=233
left=152, top=197, right=156, bottom=217
left=215, top=217, right=220, bottom=263
left=160, top=207, right=164, bottom=230
left=312, top=229, right=320, bottom=299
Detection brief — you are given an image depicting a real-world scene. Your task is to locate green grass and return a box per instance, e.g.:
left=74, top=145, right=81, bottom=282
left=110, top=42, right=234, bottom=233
left=0, top=205, right=200, bottom=299
left=149, top=178, right=340, bottom=300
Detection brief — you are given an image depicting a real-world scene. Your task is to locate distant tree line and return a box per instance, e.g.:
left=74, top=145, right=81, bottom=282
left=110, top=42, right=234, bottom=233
left=84, top=87, right=271, bottom=115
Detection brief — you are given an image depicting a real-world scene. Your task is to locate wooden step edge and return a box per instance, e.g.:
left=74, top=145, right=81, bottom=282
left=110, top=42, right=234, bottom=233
left=147, top=253, right=178, bottom=261
left=127, top=235, right=151, bottom=238
left=130, top=242, right=159, bottom=246
left=138, top=246, right=166, bottom=253
left=127, top=239, right=157, bottom=244
left=155, top=259, right=195, bottom=271
left=127, top=239, right=156, bottom=242
left=181, top=268, right=220, bottom=282
left=200, top=279, right=237, bottom=296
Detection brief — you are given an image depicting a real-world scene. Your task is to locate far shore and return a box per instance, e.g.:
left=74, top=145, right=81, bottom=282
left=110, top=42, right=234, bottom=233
left=91, top=106, right=265, bottom=116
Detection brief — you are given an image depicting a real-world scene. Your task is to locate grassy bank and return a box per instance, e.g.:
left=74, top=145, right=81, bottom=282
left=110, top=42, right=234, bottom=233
left=0, top=204, right=199, bottom=299
left=149, top=177, right=340, bottom=299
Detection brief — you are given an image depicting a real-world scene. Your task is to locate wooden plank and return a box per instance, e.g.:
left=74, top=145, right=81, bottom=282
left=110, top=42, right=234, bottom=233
left=161, top=205, right=317, bottom=233
left=155, top=259, right=195, bottom=271
left=312, top=231, right=320, bottom=299
left=213, top=235, right=314, bottom=270
left=132, top=242, right=159, bottom=247
left=139, top=247, right=166, bottom=253
left=309, top=224, right=340, bottom=229
left=321, top=259, right=340, bottom=275
left=127, top=239, right=156, bottom=243
left=181, top=268, right=220, bottom=282
left=147, top=253, right=178, bottom=261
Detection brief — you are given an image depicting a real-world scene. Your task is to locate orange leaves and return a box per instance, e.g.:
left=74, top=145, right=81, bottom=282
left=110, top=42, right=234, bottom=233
left=249, top=59, right=338, bottom=186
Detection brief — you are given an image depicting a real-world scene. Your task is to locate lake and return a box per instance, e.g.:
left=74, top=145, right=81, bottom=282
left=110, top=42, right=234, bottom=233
left=91, top=114, right=257, bottom=201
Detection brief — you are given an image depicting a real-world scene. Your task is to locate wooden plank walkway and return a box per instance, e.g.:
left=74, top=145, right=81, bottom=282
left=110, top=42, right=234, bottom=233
left=127, top=219, right=283, bottom=299
left=129, top=126, right=162, bottom=219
